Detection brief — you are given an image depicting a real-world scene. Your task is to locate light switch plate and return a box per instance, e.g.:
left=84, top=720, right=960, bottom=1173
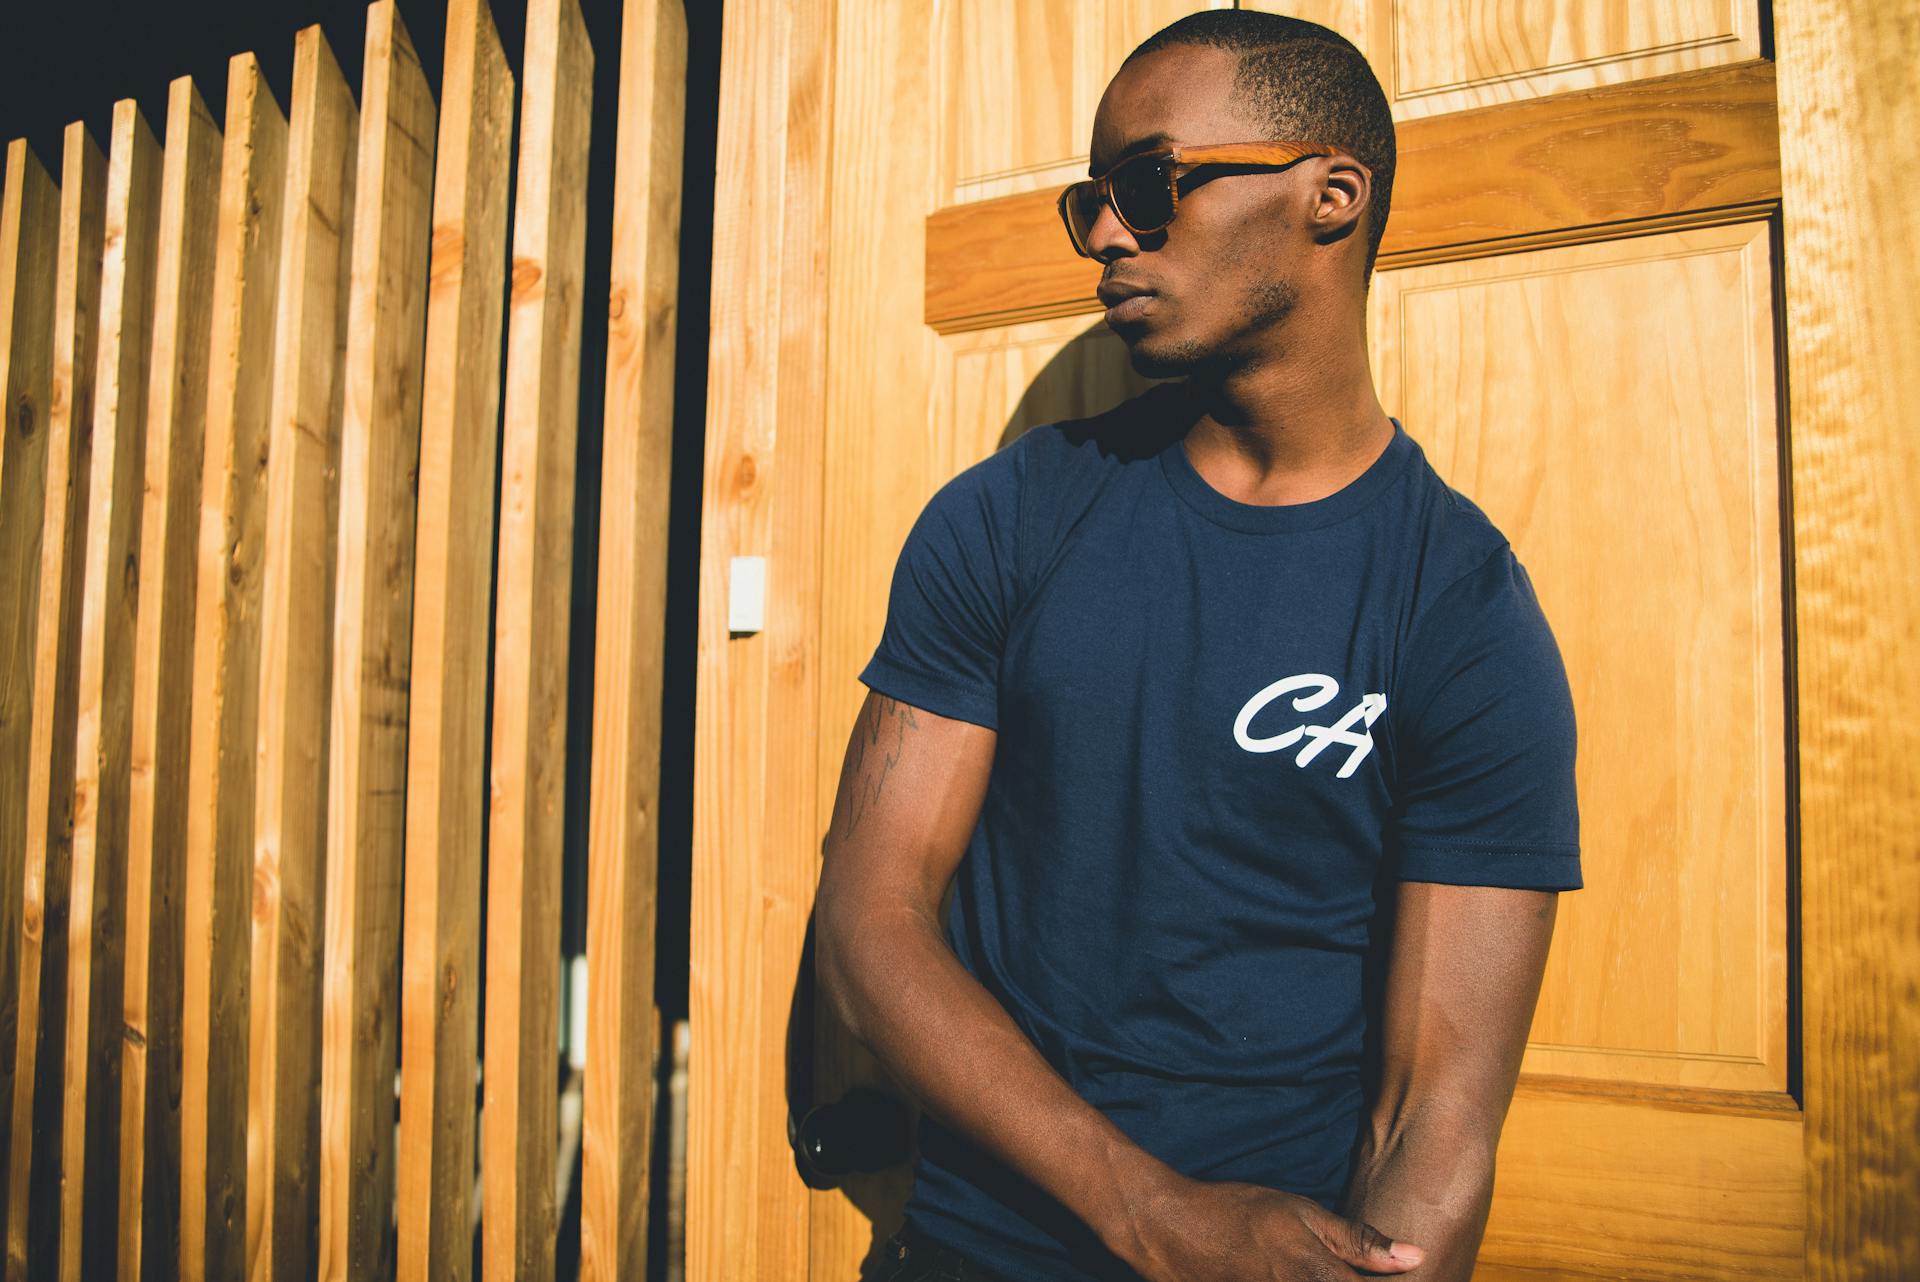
left=729, top=555, right=766, bottom=634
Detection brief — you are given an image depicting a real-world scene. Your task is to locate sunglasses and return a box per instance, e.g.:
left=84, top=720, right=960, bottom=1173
left=1057, top=140, right=1347, bottom=258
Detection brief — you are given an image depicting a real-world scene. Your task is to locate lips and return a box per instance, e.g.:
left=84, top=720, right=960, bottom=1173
left=1098, top=280, right=1156, bottom=324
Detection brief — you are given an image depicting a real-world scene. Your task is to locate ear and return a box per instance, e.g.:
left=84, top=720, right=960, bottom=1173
left=1311, top=155, right=1372, bottom=246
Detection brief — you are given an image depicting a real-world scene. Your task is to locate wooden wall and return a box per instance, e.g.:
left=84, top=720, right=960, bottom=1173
left=689, top=3, right=1920, bottom=1282
left=687, top=0, right=835, bottom=1279
left=1774, top=0, right=1920, bottom=1274
left=0, top=2, right=686, bottom=1279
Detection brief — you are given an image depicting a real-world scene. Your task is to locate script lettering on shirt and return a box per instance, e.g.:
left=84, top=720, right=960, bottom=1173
left=1232, top=672, right=1387, bottom=779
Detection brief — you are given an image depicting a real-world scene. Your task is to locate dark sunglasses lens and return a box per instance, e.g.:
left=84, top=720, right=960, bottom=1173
left=1110, top=155, right=1174, bottom=231
left=1061, top=182, right=1102, bottom=253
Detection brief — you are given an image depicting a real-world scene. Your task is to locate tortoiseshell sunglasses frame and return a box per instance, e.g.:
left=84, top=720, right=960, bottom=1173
left=1057, top=140, right=1350, bottom=257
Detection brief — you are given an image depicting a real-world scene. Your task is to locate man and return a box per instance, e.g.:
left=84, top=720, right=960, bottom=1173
left=814, top=11, right=1580, bottom=1282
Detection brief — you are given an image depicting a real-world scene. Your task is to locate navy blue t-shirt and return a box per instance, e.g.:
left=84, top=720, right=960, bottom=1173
left=858, top=383, right=1580, bottom=1282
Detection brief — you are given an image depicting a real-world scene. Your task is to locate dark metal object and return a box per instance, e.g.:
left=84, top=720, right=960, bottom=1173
left=792, top=1086, right=913, bottom=1189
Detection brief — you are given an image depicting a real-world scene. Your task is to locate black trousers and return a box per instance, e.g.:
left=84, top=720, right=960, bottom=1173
left=874, top=1222, right=1009, bottom=1282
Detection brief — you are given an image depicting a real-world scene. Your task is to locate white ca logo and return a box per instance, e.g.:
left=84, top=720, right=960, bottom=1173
left=1233, top=673, right=1386, bottom=779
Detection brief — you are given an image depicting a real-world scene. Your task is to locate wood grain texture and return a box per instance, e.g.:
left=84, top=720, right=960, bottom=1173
left=736, top=4, right=1920, bottom=1278
left=933, top=314, right=1151, bottom=468
left=316, top=6, right=436, bottom=1279
left=4, top=121, right=104, bottom=1282
left=1477, top=1088, right=1804, bottom=1280
left=1774, top=0, right=1920, bottom=1276
left=688, top=0, right=835, bottom=1278
left=395, top=1, right=513, bottom=1278
left=57, top=98, right=161, bottom=1282
left=922, top=188, right=1099, bottom=334
left=923, top=59, right=1781, bottom=333
left=1364, top=0, right=1757, bottom=118
left=0, top=139, right=59, bottom=1193
left=577, top=1, right=684, bottom=1278
left=1233, top=0, right=1366, bottom=60
left=938, top=0, right=1233, bottom=204
left=796, top=7, right=1812, bottom=1280
left=178, top=51, right=288, bottom=1282
left=1354, top=202, right=1807, bottom=1260
left=245, top=25, right=357, bottom=1282
left=1380, top=56, right=1780, bottom=262
left=1243, top=0, right=1761, bottom=118
left=1368, top=221, right=1789, bottom=1098
left=809, top=2, right=938, bottom=1277
left=115, top=75, right=219, bottom=1282
left=480, top=3, right=593, bottom=1276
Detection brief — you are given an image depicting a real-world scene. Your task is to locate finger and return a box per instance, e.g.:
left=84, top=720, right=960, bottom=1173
left=1314, top=1214, right=1425, bottom=1272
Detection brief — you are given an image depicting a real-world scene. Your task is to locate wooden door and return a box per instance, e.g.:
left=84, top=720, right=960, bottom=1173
left=690, top=2, right=1918, bottom=1279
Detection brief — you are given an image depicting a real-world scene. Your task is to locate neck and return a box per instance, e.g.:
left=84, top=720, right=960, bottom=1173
left=1177, top=301, right=1394, bottom=506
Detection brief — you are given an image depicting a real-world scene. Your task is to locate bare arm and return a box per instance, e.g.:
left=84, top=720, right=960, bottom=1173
left=814, top=692, right=1178, bottom=1252
left=1340, top=882, right=1560, bottom=1281
left=815, top=691, right=1425, bottom=1281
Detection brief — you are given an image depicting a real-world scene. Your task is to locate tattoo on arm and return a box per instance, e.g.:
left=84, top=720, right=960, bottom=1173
left=839, top=695, right=920, bottom=838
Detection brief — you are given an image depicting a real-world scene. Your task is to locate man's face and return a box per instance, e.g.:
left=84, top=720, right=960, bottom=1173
left=1086, top=45, right=1316, bottom=378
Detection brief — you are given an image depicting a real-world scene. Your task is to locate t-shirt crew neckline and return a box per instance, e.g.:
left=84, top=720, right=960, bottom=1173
left=1158, top=414, right=1414, bottom=534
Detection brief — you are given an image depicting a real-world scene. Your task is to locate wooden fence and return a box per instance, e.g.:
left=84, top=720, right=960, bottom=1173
left=0, top=0, right=684, bottom=1277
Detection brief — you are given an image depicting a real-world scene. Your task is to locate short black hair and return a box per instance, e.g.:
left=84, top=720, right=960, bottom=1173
left=1126, top=11, right=1396, bottom=284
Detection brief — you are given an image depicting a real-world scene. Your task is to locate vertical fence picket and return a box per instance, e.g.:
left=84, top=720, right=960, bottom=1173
left=580, top=1, right=685, bottom=1278
left=117, top=75, right=220, bottom=1282
left=691, top=0, right=837, bottom=1276
left=396, top=1, right=513, bottom=1277
left=59, top=97, right=162, bottom=1282
left=4, top=121, right=104, bottom=1282
left=317, top=4, right=437, bottom=1279
left=246, top=24, right=358, bottom=1281
left=482, top=0, right=593, bottom=1277
left=5, top=7, right=700, bottom=1275
left=180, top=51, right=288, bottom=1282
left=0, top=139, right=60, bottom=1198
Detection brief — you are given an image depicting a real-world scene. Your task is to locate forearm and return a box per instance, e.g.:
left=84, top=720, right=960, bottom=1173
left=817, top=899, right=1178, bottom=1265
left=1341, top=1111, right=1496, bottom=1282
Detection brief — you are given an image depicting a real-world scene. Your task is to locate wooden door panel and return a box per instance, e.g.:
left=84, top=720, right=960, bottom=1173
left=933, top=315, right=1156, bottom=471
left=697, top=0, right=1918, bottom=1274
left=1483, top=1092, right=1803, bottom=1280
left=790, top=2, right=1807, bottom=1279
left=940, top=0, right=1233, bottom=205
left=1246, top=0, right=1763, bottom=119
left=1369, top=219, right=1790, bottom=1097
left=924, top=59, right=1782, bottom=335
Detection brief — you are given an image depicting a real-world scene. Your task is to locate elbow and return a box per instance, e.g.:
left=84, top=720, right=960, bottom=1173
left=1353, top=1100, right=1501, bottom=1221
left=814, top=881, right=940, bottom=1052
left=1374, top=1095, right=1498, bottom=1158
left=815, top=881, right=888, bottom=1049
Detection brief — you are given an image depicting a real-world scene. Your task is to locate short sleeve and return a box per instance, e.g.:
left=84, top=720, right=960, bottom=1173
left=857, top=442, right=1024, bottom=730
left=1388, top=547, right=1582, bottom=890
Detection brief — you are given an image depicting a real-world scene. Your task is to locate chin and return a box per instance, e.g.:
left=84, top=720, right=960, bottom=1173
left=1123, top=332, right=1216, bottom=380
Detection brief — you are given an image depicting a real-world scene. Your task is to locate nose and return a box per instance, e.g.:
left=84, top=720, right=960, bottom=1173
left=1084, top=197, right=1139, bottom=262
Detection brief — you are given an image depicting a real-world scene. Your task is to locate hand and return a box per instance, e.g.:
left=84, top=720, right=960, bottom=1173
left=1120, top=1174, right=1425, bottom=1282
